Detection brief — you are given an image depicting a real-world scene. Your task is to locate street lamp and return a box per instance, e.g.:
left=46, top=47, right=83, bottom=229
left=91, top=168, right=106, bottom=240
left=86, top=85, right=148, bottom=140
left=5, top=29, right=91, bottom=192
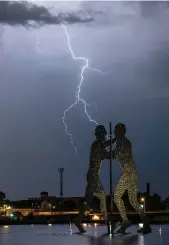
left=140, top=197, right=146, bottom=213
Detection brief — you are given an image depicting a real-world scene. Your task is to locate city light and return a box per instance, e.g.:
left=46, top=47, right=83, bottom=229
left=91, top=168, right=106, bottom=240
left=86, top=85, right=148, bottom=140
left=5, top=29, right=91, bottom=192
left=139, top=223, right=143, bottom=228
left=159, top=225, right=162, bottom=236
left=3, top=225, right=9, bottom=229
left=92, top=215, right=100, bottom=221
left=140, top=197, right=146, bottom=212
left=141, top=197, right=145, bottom=202
left=2, top=205, right=11, bottom=210
left=83, top=223, right=87, bottom=227
left=48, top=224, right=52, bottom=227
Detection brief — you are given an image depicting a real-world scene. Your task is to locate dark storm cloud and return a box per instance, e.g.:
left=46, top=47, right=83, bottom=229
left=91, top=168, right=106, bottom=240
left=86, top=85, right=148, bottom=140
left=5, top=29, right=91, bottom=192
left=139, top=1, right=169, bottom=18
left=0, top=1, right=94, bottom=27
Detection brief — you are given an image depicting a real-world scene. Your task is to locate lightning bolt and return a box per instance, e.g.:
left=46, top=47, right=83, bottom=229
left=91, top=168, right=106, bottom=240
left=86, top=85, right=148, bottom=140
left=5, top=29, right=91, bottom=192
left=36, top=27, right=52, bottom=55
left=36, top=24, right=108, bottom=155
left=61, top=24, right=107, bottom=154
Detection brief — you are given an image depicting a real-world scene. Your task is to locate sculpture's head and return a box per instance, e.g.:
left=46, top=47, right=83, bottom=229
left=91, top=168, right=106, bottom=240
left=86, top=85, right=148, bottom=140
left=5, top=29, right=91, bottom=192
left=114, top=123, right=126, bottom=140
left=95, top=125, right=107, bottom=141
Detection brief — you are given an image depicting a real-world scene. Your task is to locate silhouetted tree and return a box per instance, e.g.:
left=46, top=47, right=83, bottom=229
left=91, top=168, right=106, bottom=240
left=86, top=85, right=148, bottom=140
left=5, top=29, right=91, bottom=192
left=0, top=191, right=6, bottom=201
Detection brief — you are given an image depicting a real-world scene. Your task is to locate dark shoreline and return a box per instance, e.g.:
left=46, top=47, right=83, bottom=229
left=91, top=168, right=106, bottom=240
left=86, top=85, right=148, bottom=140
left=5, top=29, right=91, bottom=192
left=1, top=215, right=169, bottom=226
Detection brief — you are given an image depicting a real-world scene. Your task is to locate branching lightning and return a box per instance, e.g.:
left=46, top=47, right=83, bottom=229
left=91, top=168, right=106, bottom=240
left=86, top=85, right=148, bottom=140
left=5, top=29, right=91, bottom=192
left=61, top=24, right=107, bottom=154
left=36, top=24, right=108, bottom=155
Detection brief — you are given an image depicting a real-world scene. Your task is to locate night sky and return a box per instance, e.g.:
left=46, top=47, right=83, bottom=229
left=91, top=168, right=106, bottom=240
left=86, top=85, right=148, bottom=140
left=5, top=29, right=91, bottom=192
left=0, top=1, right=169, bottom=200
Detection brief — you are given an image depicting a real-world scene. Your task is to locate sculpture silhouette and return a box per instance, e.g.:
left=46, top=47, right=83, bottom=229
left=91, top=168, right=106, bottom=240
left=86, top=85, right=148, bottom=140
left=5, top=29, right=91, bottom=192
left=105, top=123, right=151, bottom=234
left=74, top=125, right=115, bottom=233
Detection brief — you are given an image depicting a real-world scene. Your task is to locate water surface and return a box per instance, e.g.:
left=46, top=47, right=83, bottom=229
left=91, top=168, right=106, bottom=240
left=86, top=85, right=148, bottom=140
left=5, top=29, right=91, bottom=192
left=0, top=224, right=168, bottom=245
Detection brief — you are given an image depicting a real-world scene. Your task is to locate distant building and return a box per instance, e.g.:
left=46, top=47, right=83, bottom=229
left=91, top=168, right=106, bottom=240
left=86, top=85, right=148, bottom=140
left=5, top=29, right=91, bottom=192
left=2, top=185, right=167, bottom=217
left=40, top=191, right=49, bottom=199
left=164, top=197, right=169, bottom=211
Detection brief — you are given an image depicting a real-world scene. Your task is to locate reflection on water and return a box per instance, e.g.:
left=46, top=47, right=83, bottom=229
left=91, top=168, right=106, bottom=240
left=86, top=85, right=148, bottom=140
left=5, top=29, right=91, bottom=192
left=87, top=233, right=140, bottom=245
left=0, top=224, right=168, bottom=245
left=138, top=234, right=144, bottom=245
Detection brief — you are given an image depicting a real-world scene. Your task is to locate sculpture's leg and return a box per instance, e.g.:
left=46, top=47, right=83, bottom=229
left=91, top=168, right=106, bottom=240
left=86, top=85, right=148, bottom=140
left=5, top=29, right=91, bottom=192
left=114, top=171, right=132, bottom=233
left=74, top=184, right=93, bottom=233
left=95, top=180, right=107, bottom=223
left=128, top=174, right=151, bottom=234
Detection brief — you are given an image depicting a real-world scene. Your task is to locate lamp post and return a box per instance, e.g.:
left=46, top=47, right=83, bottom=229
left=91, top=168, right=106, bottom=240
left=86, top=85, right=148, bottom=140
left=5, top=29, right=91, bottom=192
left=58, top=168, right=64, bottom=201
left=141, top=197, right=146, bottom=213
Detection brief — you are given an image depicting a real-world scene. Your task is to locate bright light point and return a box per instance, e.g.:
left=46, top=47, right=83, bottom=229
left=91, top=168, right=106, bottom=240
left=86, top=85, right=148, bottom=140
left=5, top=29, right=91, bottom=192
left=61, top=24, right=107, bottom=153
left=3, top=225, right=9, bottom=229
left=141, top=197, right=145, bottom=202
left=140, top=204, right=144, bottom=209
left=48, top=224, right=52, bottom=227
left=94, top=223, right=97, bottom=227
left=6, top=206, right=11, bottom=210
left=159, top=225, right=162, bottom=235
left=139, top=223, right=143, bottom=228
left=92, top=215, right=100, bottom=221
left=83, top=223, right=87, bottom=227
left=10, top=213, right=14, bottom=217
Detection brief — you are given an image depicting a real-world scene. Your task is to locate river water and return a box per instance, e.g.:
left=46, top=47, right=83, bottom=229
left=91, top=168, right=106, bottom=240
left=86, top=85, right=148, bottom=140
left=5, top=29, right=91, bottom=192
left=0, top=223, right=168, bottom=245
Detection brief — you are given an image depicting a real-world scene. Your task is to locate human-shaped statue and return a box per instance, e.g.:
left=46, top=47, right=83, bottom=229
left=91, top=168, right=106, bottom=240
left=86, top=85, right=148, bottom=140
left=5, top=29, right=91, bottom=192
left=106, top=123, right=151, bottom=234
left=74, top=125, right=116, bottom=233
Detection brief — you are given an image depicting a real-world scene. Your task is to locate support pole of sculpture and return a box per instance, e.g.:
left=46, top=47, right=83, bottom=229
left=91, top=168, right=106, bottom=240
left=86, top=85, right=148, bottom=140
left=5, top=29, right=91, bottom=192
left=58, top=167, right=64, bottom=211
left=108, top=121, right=113, bottom=234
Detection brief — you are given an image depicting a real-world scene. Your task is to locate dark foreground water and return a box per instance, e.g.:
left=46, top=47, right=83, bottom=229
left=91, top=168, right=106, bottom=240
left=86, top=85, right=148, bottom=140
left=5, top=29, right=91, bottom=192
left=0, top=223, right=168, bottom=245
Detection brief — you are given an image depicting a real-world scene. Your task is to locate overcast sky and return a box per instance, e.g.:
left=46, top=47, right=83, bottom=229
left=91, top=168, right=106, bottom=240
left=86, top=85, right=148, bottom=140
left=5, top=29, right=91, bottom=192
left=0, top=1, right=169, bottom=200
